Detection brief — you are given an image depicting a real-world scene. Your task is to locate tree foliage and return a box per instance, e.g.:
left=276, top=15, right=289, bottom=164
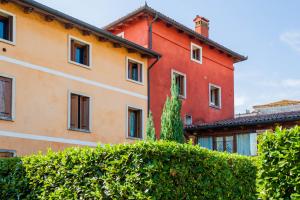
left=160, top=78, right=184, bottom=143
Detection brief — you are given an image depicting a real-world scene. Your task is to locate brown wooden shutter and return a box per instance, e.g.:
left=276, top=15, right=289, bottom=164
left=180, top=76, right=184, bottom=96
left=138, top=63, right=142, bottom=82
left=80, top=96, right=89, bottom=130
left=83, top=45, right=89, bottom=66
left=70, top=94, right=79, bottom=129
left=128, top=109, right=131, bottom=137
left=4, top=78, right=12, bottom=117
left=71, top=40, right=76, bottom=62
left=8, top=16, right=13, bottom=42
left=128, top=61, right=132, bottom=79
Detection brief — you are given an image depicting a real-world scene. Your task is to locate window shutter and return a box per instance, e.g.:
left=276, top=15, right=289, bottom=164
left=71, top=40, right=76, bottom=62
left=70, top=94, right=79, bottom=129
left=180, top=76, right=184, bottom=96
left=83, top=45, right=89, bottom=66
left=8, top=16, right=13, bottom=41
left=80, top=96, right=89, bottom=130
left=4, top=78, right=12, bottom=117
left=137, top=111, right=141, bottom=138
left=139, top=63, right=142, bottom=82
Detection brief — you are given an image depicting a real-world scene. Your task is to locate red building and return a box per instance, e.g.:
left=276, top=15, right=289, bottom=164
left=105, top=5, right=247, bottom=136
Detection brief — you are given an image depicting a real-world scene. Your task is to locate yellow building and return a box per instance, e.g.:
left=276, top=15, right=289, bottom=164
left=0, top=0, right=160, bottom=156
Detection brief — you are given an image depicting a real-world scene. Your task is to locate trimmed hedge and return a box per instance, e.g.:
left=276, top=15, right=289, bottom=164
left=1, top=141, right=257, bottom=199
left=258, top=126, right=300, bottom=199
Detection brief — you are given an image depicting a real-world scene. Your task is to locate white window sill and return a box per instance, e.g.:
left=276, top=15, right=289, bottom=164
left=0, top=116, right=14, bottom=121
left=126, top=136, right=143, bottom=140
left=0, top=38, right=15, bottom=46
left=68, top=60, right=91, bottom=69
left=209, top=104, right=221, bottom=110
left=191, top=58, right=202, bottom=64
left=68, top=128, right=91, bottom=134
left=126, top=78, right=144, bottom=86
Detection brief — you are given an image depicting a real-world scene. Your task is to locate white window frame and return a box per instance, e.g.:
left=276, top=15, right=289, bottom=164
left=191, top=42, right=202, bottom=64
left=126, top=104, right=144, bottom=140
left=68, top=35, right=92, bottom=69
left=126, top=57, right=145, bottom=85
left=0, top=73, right=16, bottom=121
left=117, top=32, right=125, bottom=38
left=67, top=90, right=92, bottom=133
left=185, top=114, right=193, bottom=125
left=209, top=83, right=222, bottom=109
left=0, top=8, right=16, bottom=45
left=171, top=69, right=187, bottom=99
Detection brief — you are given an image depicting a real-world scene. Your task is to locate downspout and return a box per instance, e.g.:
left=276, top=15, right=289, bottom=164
left=147, top=13, right=160, bottom=116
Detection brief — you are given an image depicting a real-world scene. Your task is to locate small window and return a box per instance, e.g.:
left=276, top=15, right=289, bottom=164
left=209, top=84, right=221, bottom=108
left=69, top=93, right=90, bottom=132
left=69, top=37, right=91, bottom=67
left=172, top=71, right=186, bottom=98
left=191, top=43, right=202, bottom=64
left=127, top=107, right=143, bottom=139
left=127, top=58, right=143, bottom=83
left=0, top=9, right=15, bottom=43
left=117, top=32, right=124, bottom=38
left=185, top=115, right=192, bottom=125
left=0, top=150, right=16, bottom=158
left=0, top=76, right=13, bottom=120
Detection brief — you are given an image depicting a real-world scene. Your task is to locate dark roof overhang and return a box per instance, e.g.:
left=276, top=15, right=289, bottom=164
left=185, top=111, right=300, bottom=133
left=104, top=5, right=247, bottom=63
left=10, top=0, right=161, bottom=58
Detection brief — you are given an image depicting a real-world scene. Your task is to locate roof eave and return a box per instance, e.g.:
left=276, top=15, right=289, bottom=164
left=12, top=0, right=160, bottom=58
left=104, top=5, right=247, bottom=62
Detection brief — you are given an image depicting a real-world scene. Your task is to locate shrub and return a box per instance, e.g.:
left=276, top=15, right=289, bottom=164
left=146, top=111, right=156, bottom=141
left=1, top=142, right=257, bottom=199
left=257, top=126, right=300, bottom=199
left=0, top=157, right=29, bottom=199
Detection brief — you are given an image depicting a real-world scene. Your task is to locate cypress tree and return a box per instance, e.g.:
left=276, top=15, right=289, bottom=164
left=160, top=78, right=184, bottom=143
left=146, top=111, right=156, bottom=141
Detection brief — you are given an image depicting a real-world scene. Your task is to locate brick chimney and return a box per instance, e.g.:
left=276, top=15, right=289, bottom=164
left=193, top=15, right=209, bottom=38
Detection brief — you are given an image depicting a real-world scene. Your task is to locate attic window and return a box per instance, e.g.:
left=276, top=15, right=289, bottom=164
left=69, top=36, right=91, bottom=68
left=0, top=9, right=15, bottom=44
left=191, top=43, right=202, bottom=64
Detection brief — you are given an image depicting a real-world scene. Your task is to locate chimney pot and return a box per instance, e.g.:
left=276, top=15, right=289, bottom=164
left=193, top=15, right=209, bottom=38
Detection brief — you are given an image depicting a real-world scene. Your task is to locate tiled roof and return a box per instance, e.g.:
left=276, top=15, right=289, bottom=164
left=12, top=0, right=161, bottom=58
left=186, top=111, right=300, bottom=131
left=104, top=4, right=247, bottom=63
left=253, top=100, right=300, bottom=109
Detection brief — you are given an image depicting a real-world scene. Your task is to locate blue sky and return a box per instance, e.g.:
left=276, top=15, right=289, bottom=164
left=36, top=0, right=300, bottom=113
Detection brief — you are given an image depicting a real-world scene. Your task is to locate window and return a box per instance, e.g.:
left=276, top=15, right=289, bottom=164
left=191, top=43, right=202, bottom=64
left=198, top=137, right=213, bottom=150
left=237, top=133, right=257, bottom=156
left=0, top=150, right=16, bottom=158
left=69, top=93, right=90, bottom=132
left=69, top=36, right=91, bottom=67
left=0, top=9, right=15, bottom=44
left=0, top=76, right=13, bottom=120
left=209, top=84, right=221, bottom=108
left=127, top=107, right=143, bottom=139
left=198, top=133, right=258, bottom=156
left=127, top=58, right=143, bottom=84
left=117, top=32, right=125, bottom=38
left=172, top=70, right=186, bottom=98
left=185, top=115, right=192, bottom=125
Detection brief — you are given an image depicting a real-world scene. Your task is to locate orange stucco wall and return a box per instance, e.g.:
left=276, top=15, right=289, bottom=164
left=0, top=3, right=148, bottom=156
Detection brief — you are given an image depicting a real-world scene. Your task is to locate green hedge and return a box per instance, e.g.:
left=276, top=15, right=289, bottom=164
left=258, top=126, right=300, bottom=199
left=1, top=141, right=257, bottom=199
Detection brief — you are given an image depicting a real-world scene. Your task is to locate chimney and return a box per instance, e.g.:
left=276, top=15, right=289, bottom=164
left=193, top=15, right=209, bottom=38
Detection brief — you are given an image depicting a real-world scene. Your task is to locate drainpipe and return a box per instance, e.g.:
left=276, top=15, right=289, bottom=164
left=147, top=13, right=160, bottom=116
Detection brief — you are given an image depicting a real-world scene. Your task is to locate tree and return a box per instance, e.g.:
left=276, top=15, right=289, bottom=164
left=160, top=77, right=184, bottom=143
left=146, top=111, right=156, bottom=141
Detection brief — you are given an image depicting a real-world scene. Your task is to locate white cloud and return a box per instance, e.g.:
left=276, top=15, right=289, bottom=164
left=280, top=31, right=300, bottom=53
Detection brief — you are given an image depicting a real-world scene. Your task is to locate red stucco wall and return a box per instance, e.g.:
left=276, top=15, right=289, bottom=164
left=112, top=18, right=235, bottom=137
